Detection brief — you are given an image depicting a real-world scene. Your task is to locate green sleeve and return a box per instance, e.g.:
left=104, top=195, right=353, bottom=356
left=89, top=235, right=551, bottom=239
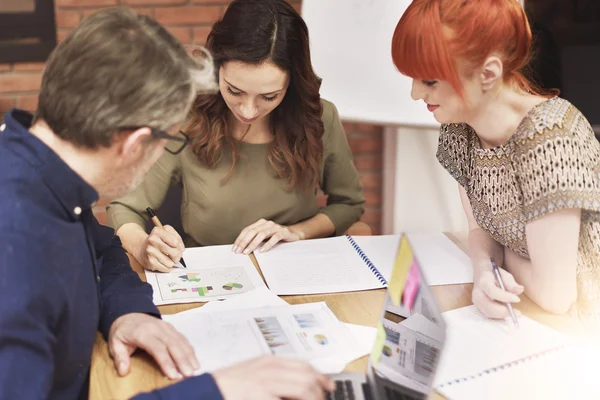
left=319, top=100, right=365, bottom=235
left=106, top=151, right=181, bottom=232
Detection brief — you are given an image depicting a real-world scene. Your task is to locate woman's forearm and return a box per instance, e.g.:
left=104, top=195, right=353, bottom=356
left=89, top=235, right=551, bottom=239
left=289, top=213, right=336, bottom=240
left=468, top=227, right=505, bottom=280
left=116, top=222, right=149, bottom=262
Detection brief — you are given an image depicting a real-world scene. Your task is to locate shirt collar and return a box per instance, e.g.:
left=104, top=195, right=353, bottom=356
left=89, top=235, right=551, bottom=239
left=2, top=109, right=99, bottom=221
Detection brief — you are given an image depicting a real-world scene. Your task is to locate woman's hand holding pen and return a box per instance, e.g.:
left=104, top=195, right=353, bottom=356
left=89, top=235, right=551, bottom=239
left=472, top=265, right=524, bottom=320
left=137, top=225, right=185, bottom=273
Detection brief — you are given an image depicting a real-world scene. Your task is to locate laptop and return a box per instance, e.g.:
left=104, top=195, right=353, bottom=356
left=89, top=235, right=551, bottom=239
left=327, top=234, right=446, bottom=400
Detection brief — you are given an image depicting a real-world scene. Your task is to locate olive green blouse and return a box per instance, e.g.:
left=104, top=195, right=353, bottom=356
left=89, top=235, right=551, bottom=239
left=107, top=99, right=365, bottom=246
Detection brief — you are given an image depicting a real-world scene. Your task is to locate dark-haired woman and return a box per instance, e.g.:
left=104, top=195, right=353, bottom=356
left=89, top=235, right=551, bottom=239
left=107, top=0, right=365, bottom=272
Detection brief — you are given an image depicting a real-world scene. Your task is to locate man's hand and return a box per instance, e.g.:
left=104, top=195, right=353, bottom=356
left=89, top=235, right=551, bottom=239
left=108, top=313, right=199, bottom=380
left=213, top=355, right=335, bottom=400
left=233, top=219, right=301, bottom=255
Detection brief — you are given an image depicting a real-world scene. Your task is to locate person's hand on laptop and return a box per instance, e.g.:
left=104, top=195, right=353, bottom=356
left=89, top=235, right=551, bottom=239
left=472, top=267, right=524, bottom=319
left=108, top=313, right=199, bottom=380
left=213, top=355, right=335, bottom=400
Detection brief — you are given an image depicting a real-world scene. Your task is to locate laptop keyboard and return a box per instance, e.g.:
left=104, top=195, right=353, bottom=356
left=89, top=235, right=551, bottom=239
left=327, top=380, right=356, bottom=400
left=383, top=386, right=422, bottom=400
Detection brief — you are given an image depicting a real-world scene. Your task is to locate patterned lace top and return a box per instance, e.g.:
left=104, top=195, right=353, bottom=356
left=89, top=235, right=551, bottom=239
left=437, top=97, right=600, bottom=317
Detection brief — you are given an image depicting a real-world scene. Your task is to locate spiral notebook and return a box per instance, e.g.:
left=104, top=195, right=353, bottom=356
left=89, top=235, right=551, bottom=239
left=253, top=235, right=390, bottom=295
left=433, top=306, right=578, bottom=400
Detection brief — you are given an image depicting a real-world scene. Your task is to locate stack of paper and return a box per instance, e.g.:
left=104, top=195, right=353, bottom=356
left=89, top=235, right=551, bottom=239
left=164, top=288, right=377, bottom=374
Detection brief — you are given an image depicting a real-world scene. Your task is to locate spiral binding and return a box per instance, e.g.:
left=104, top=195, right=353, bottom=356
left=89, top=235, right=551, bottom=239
left=345, top=234, right=387, bottom=286
left=436, top=343, right=569, bottom=388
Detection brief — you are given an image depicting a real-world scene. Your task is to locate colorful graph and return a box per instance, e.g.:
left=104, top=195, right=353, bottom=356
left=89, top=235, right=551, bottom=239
left=383, top=345, right=393, bottom=357
left=294, top=313, right=319, bottom=328
left=314, top=334, right=328, bottom=345
left=178, top=273, right=201, bottom=283
left=192, top=286, right=213, bottom=296
left=222, top=282, right=243, bottom=291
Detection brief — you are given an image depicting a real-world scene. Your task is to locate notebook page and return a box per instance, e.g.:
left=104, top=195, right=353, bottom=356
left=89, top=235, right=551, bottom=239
left=350, top=233, right=473, bottom=285
left=438, top=341, right=600, bottom=400
left=433, top=306, right=570, bottom=388
left=254, top=236, right=384, bottom=295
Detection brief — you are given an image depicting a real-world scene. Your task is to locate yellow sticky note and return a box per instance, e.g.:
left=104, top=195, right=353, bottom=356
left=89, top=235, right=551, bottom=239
left=387, top=235, right=414, bottom=306
left=370, top=322, right=387, bottom=366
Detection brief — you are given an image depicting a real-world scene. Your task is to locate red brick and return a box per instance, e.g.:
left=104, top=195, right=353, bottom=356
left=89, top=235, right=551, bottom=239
left=57, top=30, right=72, bottom=43
left=56, top=0, right=117, bottom=6
left=17, top=95, right=39, bottom=112
left=192, top=26, right=213, bottom=45
left=361, top=208, right=381, bottom=227
left=348, top=134, right=383, bottom=154
left=123, top=0, right=186, bottom=5
left=359, top=172, right=382, bottom=191
left=132, top=7, right=155, bottom=18
left=342, top=122, right=355, bottom=133
left=0, top=74, right=43, bottom=94
left=354, top=123, right=383, bottom=135
left=353, top=154, right=382, bottom=172
left=155, top=6, right=222, bottom=25
left=289, top=1, right=302, bottom=14
left=56, top=10, right=81, bottom=29
left=13, top=62, right=46, bottom=72
left=0, top=64, right=12, bottom=73
left=82, top=7, right=155, bottom=18
left=166, top=27, right=192, bottom=44
left=363, top=191, right=382, bottom=207
left=0, top=97, right=17, bottom=114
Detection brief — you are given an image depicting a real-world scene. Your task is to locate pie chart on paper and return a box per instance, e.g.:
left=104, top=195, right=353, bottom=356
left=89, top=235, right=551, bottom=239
left=222, top=282, right=244, bottom=291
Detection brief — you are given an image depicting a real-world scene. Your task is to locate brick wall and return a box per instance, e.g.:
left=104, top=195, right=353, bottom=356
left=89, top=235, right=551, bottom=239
left=0, top=0, right=384, bottom=234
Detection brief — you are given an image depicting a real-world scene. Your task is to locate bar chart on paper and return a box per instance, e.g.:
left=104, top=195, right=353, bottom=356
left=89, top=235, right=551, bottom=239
left=144, top=244, right=267, bottom=305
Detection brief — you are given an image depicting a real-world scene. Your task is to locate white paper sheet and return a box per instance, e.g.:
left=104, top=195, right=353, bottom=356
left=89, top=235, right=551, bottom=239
left=166, top=302, right=363, bottom=374
left=164, top=289, right=377, bottom=373
left=434, top=306, right=570, bottom=389
left=253, top=236, right=385, bottom=295
left=438, top=341, right=600, bottom=400
left=144, top=245, right=266, bottom=305
left=351, top=233, right=473, bottom=286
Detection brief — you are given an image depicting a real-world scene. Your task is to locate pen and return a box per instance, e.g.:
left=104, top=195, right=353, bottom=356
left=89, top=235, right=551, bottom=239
left=490, top=257, right=519, bottom=328
left=146, top=207, right=187, bottom=269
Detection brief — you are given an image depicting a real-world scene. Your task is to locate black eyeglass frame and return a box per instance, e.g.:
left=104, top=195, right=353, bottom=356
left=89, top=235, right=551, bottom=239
left=150, top=128, right=190, bottom=155
left=118, top=126, right=190, bottom=155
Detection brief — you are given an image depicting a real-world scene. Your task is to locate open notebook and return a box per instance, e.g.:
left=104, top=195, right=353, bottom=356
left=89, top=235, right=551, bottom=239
left=433, top=306, right=600, bottom=399
left=253, top=234, right=472, bottom=295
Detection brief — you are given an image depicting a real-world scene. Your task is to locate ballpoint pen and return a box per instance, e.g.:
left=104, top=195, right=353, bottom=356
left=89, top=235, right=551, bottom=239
left=146, top=207, right=187, bottom=269
left=490, top=257, right=519, bottom=328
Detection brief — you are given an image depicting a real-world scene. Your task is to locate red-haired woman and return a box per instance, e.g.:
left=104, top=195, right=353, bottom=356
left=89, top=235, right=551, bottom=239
left=107, top=0, right=365, bottom=272
left=392, top=0, right=600, bottom=320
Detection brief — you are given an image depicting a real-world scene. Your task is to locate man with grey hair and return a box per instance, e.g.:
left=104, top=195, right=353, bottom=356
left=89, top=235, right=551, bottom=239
left=0, top=7, right=333, bottom=400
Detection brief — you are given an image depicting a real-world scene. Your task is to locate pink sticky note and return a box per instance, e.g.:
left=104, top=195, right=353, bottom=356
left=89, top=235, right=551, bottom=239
left=402, top=260, right=421, bottom=311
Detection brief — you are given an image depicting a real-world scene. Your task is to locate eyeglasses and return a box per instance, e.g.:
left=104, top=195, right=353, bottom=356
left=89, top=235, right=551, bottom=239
left=150, top=128, right=190, bottom=155
left=119, top=126, right=190, bottom=155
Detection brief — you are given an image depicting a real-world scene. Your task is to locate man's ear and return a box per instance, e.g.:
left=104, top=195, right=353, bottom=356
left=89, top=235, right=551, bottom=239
left=115, top=127, right=152, bottom=164
left=480, top=56, right=503, bottom=91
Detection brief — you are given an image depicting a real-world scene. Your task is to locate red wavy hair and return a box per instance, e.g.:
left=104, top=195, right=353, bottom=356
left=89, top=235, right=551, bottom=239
left=392, top=0, right=551, bottom=96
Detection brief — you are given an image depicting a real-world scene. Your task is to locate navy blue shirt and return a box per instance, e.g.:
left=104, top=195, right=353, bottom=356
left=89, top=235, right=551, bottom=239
left=0, top=110, right=223, bottom=400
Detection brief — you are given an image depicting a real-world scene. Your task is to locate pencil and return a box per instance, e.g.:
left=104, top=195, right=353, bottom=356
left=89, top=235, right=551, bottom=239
left=490, top=257, right=519, bottom=328
left=146, top=207, right=187, bottom=269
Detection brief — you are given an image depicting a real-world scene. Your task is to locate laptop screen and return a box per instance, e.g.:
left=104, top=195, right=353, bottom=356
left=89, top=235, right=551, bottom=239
left=368, top=234, right=446, bottom=397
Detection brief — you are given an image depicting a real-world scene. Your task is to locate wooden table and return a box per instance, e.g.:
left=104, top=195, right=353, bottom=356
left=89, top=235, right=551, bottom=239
left=89, top=233, right=586, bottom=399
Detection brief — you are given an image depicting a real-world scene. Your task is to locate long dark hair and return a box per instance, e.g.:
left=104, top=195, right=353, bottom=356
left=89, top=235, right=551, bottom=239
left=187, top=0, right=324, bottom=191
